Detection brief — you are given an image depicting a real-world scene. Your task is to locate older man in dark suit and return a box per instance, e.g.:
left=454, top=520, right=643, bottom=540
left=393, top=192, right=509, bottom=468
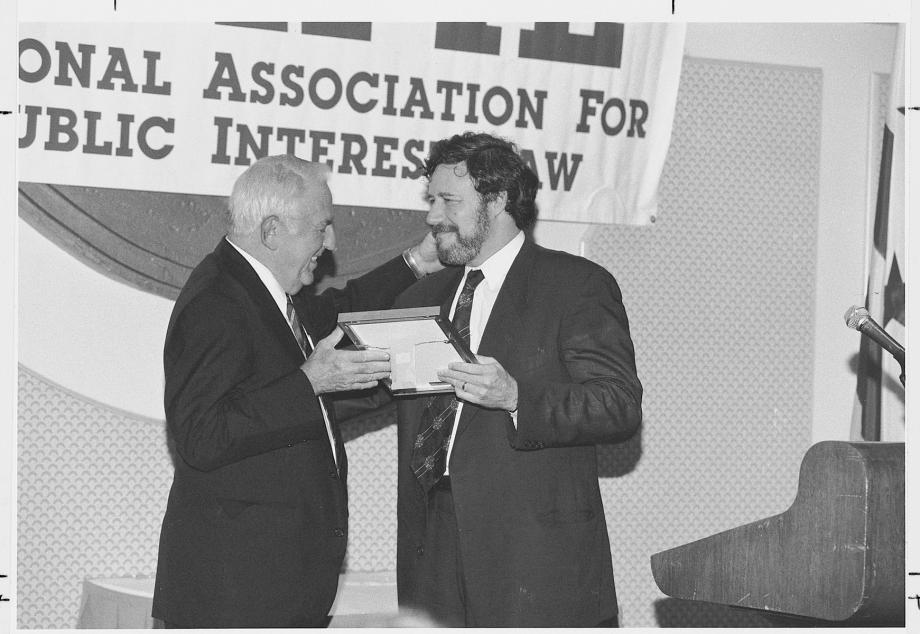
left=152, top=155, right=440, bottom=628
left=392, top=132, right=643, bottom=627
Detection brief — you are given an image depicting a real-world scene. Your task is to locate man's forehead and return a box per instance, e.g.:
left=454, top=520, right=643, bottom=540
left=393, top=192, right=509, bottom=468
left=429, top=162, right=473, bottom=189
left=310, top=199, right=334, bottom=224
left=291, top=187, right=332, bottom=222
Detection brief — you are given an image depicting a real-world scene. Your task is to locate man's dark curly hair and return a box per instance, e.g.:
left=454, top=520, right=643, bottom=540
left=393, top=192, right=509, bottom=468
left=424, top=132, right=539, bottom=230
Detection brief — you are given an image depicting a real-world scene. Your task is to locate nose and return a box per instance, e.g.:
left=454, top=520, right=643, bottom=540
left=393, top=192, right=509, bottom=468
left=426, top=200, right=444, bottom=227
left=324, top=225, right=336, bottom=252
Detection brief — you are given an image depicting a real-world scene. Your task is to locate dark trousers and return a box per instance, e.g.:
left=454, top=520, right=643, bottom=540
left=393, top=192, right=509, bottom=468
left=413, top=477, right=619, bottom=628
left=418, top=477, right=619, bottom=628
left=414, top=477, right=469, bottom=627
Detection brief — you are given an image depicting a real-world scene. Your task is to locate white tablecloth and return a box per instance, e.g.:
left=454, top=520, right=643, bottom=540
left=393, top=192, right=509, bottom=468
left=77, top=571, right=399, bottom=628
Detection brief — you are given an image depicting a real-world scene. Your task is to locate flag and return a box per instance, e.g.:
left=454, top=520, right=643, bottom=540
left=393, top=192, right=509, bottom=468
left=850, top=25, right=906, bottom=442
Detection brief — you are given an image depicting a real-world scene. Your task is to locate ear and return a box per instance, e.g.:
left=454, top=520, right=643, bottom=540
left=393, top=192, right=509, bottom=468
left=260, top=215, right=281, bottom=250
left=487, top=191, right=508, bottom=219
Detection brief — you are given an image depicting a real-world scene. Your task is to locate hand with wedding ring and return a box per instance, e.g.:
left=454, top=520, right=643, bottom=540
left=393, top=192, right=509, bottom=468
left=438, top=355, right=518, bottom=411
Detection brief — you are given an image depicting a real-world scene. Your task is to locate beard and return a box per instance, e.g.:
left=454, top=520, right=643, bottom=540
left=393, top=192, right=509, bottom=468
left=432, top=200, right=491, bottom=265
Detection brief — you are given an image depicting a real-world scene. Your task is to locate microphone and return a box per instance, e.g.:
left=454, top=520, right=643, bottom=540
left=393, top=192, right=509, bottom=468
left=844, top=306, right=905, bottom=384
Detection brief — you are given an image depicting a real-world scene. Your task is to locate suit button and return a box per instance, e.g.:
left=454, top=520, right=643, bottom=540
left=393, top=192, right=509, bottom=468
left=416, top=545, right=424, bottom=556
left=333, top=528, right=345, bottom=538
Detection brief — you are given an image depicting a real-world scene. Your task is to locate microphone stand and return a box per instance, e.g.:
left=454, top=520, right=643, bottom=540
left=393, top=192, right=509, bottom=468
left=876, top=341, right=904, bottom=387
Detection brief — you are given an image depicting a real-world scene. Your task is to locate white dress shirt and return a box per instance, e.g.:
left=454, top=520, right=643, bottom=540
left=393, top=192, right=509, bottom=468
left=226, top=237, right=338, bottom=465
left=444, top=230, right=524, bottom=474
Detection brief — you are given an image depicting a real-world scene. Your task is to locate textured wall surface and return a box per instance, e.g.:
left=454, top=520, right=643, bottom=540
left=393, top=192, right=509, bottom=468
left=17, top=367, right=172, bottom=629
left=584, top=57, right=820, bottom=626
left=18, top=57, right=821, bottom=628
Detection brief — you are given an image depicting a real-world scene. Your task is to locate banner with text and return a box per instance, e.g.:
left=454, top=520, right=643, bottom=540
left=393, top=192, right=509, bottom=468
left=18, top=22, right=686, bottom=224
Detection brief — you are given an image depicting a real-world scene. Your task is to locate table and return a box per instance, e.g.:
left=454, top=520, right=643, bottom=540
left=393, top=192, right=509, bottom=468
left=77, top=571, right=399, bottom=628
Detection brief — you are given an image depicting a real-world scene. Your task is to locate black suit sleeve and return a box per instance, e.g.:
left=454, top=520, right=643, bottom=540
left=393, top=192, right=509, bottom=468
left=164, top=293, right=328, bottom=472
left=295, top=254, right=417, bottom=338
left=509, top=267, right=643, bottom=448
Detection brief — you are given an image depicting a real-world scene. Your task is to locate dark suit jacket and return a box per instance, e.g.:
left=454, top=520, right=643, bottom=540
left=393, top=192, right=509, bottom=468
left=152, top=238, right=415, bottom=627
left=394, top=239, right=643, bottom=627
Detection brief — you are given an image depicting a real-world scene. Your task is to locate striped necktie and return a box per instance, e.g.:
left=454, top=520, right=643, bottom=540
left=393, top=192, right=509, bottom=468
left=286, top=294, right=310, bottom=357
left=410, top=269, right=484, bottom=492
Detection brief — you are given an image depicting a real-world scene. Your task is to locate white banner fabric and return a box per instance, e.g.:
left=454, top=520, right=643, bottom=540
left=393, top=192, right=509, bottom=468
left=18, top=22, right=686, bottom=224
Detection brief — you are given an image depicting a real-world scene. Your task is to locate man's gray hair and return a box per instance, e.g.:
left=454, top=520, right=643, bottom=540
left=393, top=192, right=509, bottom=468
left=228, top=155, right=330, bottom=234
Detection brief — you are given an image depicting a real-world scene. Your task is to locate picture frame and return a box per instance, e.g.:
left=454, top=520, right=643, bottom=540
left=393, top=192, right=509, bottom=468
left=338, top=306, right=476, bottom=395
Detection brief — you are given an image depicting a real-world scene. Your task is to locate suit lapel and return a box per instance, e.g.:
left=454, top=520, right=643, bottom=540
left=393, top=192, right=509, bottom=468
left=217, top=239, right=305, bottom=366
left=477, top=240, right=534, bottom=360
left=455, top=241, right=535, bottom=437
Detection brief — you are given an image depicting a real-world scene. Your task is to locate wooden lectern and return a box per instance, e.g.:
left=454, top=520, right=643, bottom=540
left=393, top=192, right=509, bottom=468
left=651, top=441, right=904, bottom=626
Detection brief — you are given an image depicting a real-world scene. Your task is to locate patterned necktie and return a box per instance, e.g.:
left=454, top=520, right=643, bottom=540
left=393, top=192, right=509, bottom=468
left=286, top=294, right=310, bottom=357
left=411, top=269, right=485, bottom=492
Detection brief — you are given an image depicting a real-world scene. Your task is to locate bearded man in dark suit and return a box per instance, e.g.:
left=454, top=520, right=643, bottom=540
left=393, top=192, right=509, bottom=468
left=152, top=155, right=440, bottom=627
left=392, top=132, right=643, bottom=627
